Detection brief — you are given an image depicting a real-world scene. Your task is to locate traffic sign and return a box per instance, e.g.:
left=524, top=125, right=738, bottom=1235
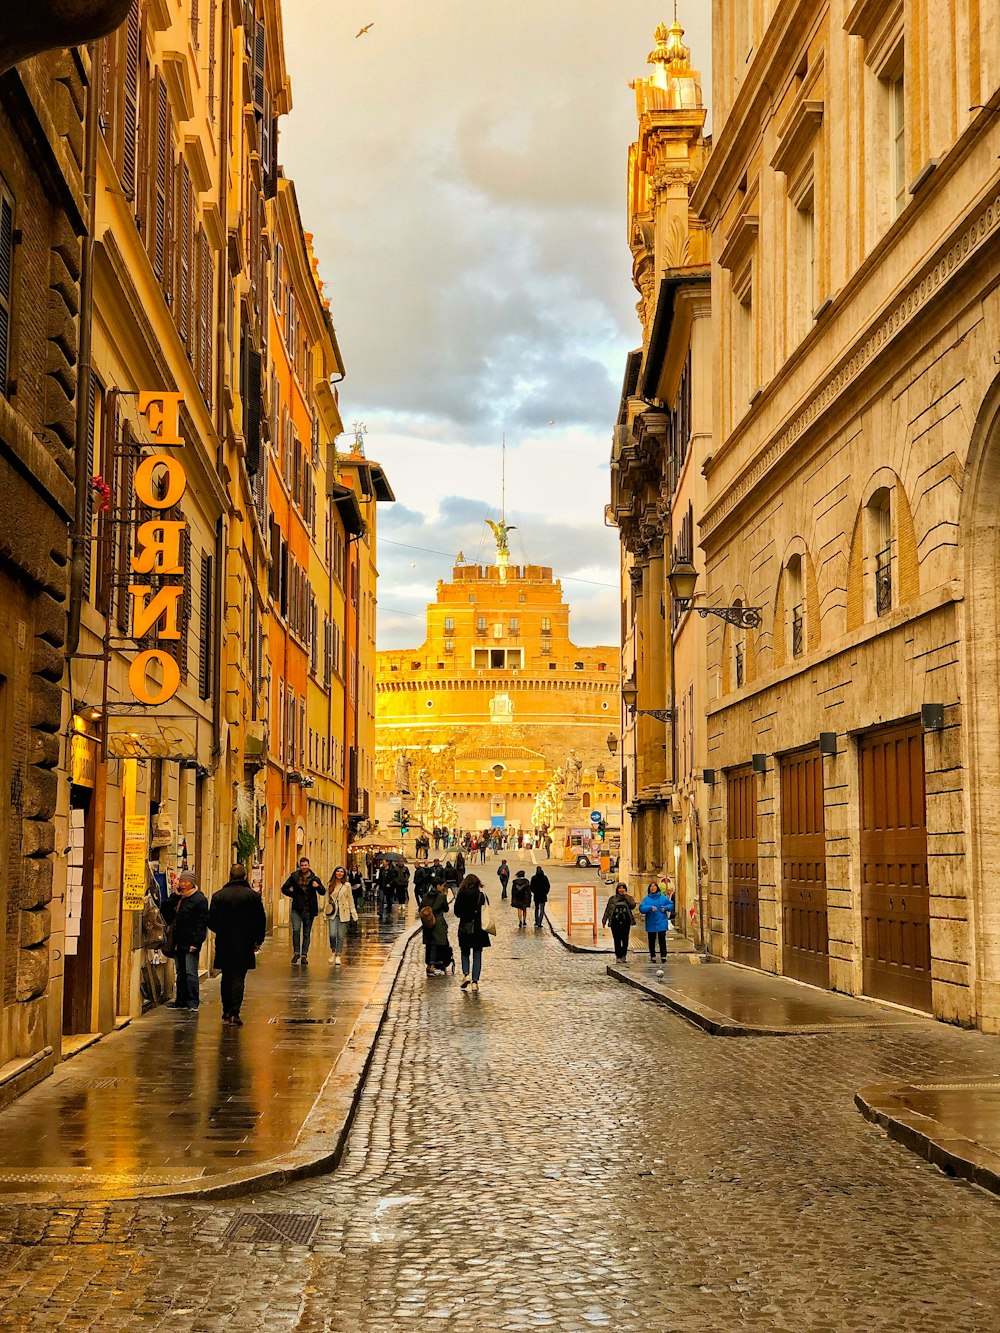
left=590, top=810, right=602, bottom=823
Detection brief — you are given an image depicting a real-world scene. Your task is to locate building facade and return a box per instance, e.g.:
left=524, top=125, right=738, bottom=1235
left=610, top=19, right=712, bottom=932
left=692, top=0, right=1000, bottom=1026
left=375, top=530, right=620, bottom=847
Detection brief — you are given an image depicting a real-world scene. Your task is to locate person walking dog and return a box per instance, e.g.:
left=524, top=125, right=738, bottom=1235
left=208, top=864, right=267, bottom=1026
left=280, top=857, right=326, bottom=964
left=326, top=865, right=358, bottom=965
left=602, top=882, right=637, bottom=963
left=638, top=880, right=673, bottom=964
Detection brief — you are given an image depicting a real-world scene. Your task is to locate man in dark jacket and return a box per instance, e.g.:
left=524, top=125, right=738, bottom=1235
left=163, top=870, right=209, bottom=1009
left=496, top=858, right=510, bottom=900
left=428, top=859, right=445, bottom=887
left=280, top=857, right=325, bottom=964
left=530, top=866, right=551, bottom=928
left=209, top=864, right=267, bottom=1026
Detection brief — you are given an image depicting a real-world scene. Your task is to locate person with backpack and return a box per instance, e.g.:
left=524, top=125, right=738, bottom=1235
left=638, top=879, right=673, bottom=964
left=602, top=882, right=637, bottom=963
left=529, top=865, right=550, bottom=928
left=496, top=858, right=510, bottom=900
left=453, top=873, right=492, bottom=993
left=419, top=881, right=450, bottom=976
left=510, top=868, right=532, bottom=928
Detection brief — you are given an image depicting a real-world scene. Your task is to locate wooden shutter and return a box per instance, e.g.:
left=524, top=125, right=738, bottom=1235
left=245, top=345, right=262, bottom=473
left=178, top=161, right=192, bottom=344
left=0, top=188, right=12, bottom=388
left=121, top=6, right=141, bottom=198
left=82, top=377, right=98, bottom=602
left=198, top=552, right=213, bottom=699
left=179, top=523, right=192, bottom=678
left=95, top=390, right=118, bottom=615
left=116, top=426, right=136, bottom=632
left=198, top=231, right=213, bottom=400
left=253, top=18, right=266, bottom=116
left=153, top=76, right=168, bottom=279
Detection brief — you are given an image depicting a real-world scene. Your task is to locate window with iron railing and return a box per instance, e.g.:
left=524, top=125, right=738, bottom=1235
left=735, top=640, right=745, bottom=689
left=791, top=604, right=804, bottom=658
left=444, top=640, right=454, bottom=655
left=876, top=545, right=892, bottom=616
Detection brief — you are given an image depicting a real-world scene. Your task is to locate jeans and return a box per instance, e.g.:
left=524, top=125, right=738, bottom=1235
left=221, top=968, right=247, bottom=1017
left=611, top=923, right=631, bottom=960
left=647, top=929, right=667, bottom=960
left=291, top=908, right=314, bottom=958
left=460, top=947, right=483, bottom=982
left=424, top=936, right=439, bottom=969
left=533, top=899, right=545, bottom=927
left=328, top=916, right=348, bottom=954
left=174, top=950, right=200, bottom=1007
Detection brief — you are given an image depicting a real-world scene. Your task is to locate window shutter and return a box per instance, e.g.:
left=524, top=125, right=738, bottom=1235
left=180, top=523, right=192, bottom=679
left=198, top=231, right=213, bottom=400
left=116, top=427, right=135, bottom=632
left=82, top=377, right=98, bottom=602
left=0, top=189, right=12, bottom=389
left=198, top=552, right=213, bottom=699
left=253, top=18, right=266, bottom=117
left=120, top=5, right=140, bottom=198
left=245, top=345, right=262, bottom=473
left=153, top=76, right=168, bottom=278
left=178, top=161, right=191, bottom=344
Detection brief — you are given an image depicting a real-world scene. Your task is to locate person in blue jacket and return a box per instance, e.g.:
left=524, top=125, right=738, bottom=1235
left=638, top=880, right=674, bottom=963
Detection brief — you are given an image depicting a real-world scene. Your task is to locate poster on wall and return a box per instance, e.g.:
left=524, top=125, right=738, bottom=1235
left=122, top=814, right=148, bottom=911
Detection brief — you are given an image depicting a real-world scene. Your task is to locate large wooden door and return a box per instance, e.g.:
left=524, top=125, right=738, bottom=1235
left=859, top=720, right=932, bottom=1011
left=727, top=766, right=760, bottom=968
left=780, top=748, right=829, bottom=988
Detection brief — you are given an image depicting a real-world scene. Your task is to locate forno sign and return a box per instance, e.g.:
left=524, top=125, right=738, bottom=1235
left=128, top=392, right=188, bottom=707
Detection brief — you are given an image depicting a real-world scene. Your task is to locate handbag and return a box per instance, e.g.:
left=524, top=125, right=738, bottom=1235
left=481, top=894, right=497, bottom=936
left=419, top=904, right=436, bottom=930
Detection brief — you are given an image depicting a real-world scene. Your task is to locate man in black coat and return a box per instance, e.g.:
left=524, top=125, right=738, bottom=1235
left=279, top=856, right=325, bottom=964
left=163, top=870, right=209, bottom=1010
left=208, top=864, right=267, bottom=1026
left=530, top=865, right=551, bottom=928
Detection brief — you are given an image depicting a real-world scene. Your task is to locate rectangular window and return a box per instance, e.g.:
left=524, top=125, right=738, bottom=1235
left=508, top=617, right=519, bottom=636
left=0, top=182, right=13, bottom=389
left=474, top=649, right=488, bottom=668
left=506, top=648, right=523, bottom=669
left=891, top=73, right=906, bottom=217
left=444, top=616, right=455, bottom=633
left=444, top=639, right=454, bottom=655
left=198, top=552, right=214, bottom=699
left=541, top=616, right=551, bottom=634
left=476, top=615, right=487, bottom=637
left=490, top=649, right=505, bottom=669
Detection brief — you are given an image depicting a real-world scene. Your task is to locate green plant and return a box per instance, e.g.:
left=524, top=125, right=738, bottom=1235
left=235, top=823, right=257, bottom=867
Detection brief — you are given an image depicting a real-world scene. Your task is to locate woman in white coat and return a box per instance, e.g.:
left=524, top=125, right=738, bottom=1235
left=326, top=865, right=358, bottom=965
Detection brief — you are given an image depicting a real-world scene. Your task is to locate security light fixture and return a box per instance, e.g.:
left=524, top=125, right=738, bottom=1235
left=752, top=753, right=767, bottom=775
left=921, top=703, right=945, bottom=733
left=819, top=732, right=838, bottom=757
left=702, top=768, right=716, bottom=786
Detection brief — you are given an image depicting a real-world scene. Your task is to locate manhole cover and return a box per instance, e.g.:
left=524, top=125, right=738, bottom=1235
left=269, top=1017, right=344, bottom=1025
left=223, top=1213, right=321, bottom=1245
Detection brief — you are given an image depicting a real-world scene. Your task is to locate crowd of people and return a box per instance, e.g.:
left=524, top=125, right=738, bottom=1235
left=412, top=827, right=554, bottom=860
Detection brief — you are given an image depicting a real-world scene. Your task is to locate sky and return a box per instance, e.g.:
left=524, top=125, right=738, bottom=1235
left=279, top=1, right=712, bottom=649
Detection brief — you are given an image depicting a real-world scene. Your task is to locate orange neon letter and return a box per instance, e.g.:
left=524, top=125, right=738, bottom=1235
left=131, top=520, right=186, bottom=575
left=137, top=392, right=184, bottom=446
left=129, top=585, right=184, bottom=640
left=134, top=455, right=187, bottom=509
left=128, top=650, right=181, bottom=705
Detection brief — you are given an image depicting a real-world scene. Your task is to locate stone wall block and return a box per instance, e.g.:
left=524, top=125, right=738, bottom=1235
left=31, top=637, right=64, bottom=682
left=44, top=340, right=76, bottom=404
left=22, top=767, right=57, bottom=821
left=50, top=215, right=81, bottom=282
left=28, top=731, right=60, bottom=771
left=46, top=291, right=78, bottom=364
left=48, top=251, right=80, bottom=317
left=21, top=820, right=54, bottom=858
left=29, top=678, right=62, bottom=734
left=19, top=855, right=53, bottom=909
left=16, top=947, right=49, bottom=1002
left=34, top=590, right=67, bottom=649
left=41, top=388, right=76, bottom=456
left=19, top=907, right=51, bottom=949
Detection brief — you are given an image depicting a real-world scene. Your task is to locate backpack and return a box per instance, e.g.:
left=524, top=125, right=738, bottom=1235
left=419, top=904, right=436, bottom=930
left=610, top=899, right=634, bottom=929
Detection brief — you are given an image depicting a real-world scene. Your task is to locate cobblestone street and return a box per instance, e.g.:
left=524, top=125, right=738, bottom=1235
left=2, top=909, right=1000, bottom=1331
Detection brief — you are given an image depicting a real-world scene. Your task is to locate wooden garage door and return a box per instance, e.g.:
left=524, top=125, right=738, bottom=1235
left=859, top=720, right=932, bottom=1012
left=780, top=748, right=829, bottom=988
left=727, top=765, right=760, bottom=968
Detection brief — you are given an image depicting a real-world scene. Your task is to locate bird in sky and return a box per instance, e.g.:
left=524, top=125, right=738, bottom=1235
left=356, top=23, right=374, bottom=38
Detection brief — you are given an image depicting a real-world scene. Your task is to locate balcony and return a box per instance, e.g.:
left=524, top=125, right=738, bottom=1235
left=791, top=604, right=804, bottom=658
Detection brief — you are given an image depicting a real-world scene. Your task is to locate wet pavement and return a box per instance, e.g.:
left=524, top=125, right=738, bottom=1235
left=608, top=955, right=929, bottom=1034
left=3, top=904, right=1000, bottom=1327
left=0, top=906, right=412, bottom=1199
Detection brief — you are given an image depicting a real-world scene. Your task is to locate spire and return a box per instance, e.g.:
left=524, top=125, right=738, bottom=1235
left=648, top=11, right=691, bottom=75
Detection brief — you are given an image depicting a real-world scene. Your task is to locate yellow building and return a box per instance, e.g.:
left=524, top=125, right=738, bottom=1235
left=611, top=18, right=712, bottom=925
left=375, top=527, right=620, bottom=842
left=691, top=1, right=1000, bottom=1026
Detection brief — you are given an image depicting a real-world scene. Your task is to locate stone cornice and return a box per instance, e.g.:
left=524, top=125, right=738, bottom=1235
left=377, top=675, right=619, bottom=695
left=702, top=180, right=1000, bottom=543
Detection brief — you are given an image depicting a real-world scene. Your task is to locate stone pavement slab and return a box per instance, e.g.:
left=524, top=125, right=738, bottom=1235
left=608, top=955, right=930, bottom=1034
left=0, top=907, right=418, bottom=1204
left=857, top=1077, right=1000, bottom=1195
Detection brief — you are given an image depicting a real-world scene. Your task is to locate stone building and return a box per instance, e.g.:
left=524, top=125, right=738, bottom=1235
left=375, top=526, right=620, bottom=845
left=691, top=1, right=1000, bottom=1026
left=610, top=19, right=712, bottom=927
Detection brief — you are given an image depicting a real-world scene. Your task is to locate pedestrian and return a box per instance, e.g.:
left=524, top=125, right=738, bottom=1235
left=429, top=858, right=445, bottom=887
left=413, top=861, right=429, bottom=905
left=349, top=866, right=364, bottom=911
left=326, top=865, right=359, bottom=965
left=454, top=873, right=492, bottom=993
left=602, top=882, right=637, bottom=963
left=163, top=869, right=209, bottom=1010
left=638, top=879, right=673, bottom=963
left=455, top=851, right=466, bottom=879
left=280, top=856, right=326, bottom=964
left=394, top=860, right=411, bottom=916
left=377, top=859, right=396, bottom=923
left=443, top=858, right=459, bottom=890
left=208, top=863, right=267, bottom=1026
left=496, top=857, right=510, bottom=900
left=510, top=868, right=532, bottom=928
left=419, top=880, right=450, bottom=976
left=529, top=865, right=550, bottom=928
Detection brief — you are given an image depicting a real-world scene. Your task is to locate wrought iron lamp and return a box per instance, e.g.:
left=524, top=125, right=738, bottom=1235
left=667, top=558, right=763, bottom=629
left=621, top=680, right=673, bottom=724
left=606, top=731, right=618, bottom=755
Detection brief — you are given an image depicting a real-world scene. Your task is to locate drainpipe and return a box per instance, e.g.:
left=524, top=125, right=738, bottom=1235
left=66, top=43, right=100, bottom=659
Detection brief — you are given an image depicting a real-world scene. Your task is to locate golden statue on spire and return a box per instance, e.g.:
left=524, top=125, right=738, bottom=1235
left=648, top=5, right=691, bottom=73
left=485, top=518, right=517, bottom=559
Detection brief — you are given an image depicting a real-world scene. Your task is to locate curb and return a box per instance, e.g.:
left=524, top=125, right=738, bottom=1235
left=8, top=923, right=422, bottom=1206
left=543, top=906, right=613, bottom=955
left=856, top=1081, right=1000, bottom=1196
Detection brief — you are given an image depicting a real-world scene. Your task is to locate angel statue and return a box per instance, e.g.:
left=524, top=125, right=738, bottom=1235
left=485, top=518, right=517, bottom=557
